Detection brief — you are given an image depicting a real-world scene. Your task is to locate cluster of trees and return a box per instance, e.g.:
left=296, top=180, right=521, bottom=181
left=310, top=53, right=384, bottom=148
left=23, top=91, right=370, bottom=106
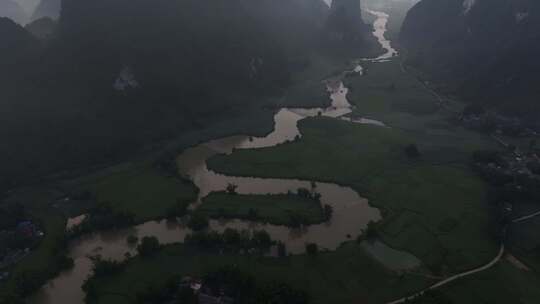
left=184, top=228, right=273, bottom=254
left=473, top=149, right=540, bottom=202
left=210, top=188, right=333, bottom=226
left=305, top=243, right=319, bottom=256
left=323, top=204, right=333, bottom=222
left=2, top=235, right=73, bottom=301
left=296, top=187, right=322, bottom=201
left=134, top=267, right=310, bottom=304
left=203, top=267, right=310, bottom=304
left=226, top=183, right=239, bottom=195
left=355, top=221, right=379, bottom=244
left=0, top=202, right=26, bottom=231
left=472, top=149, right=540, bottom=243
left=68, top=202, right=135, bottom=237
left=404, top=144, right=421, bottom=159
left=136, top=236, right=161, bottom=258
left=166, top=198, right=192, bottom=221
left=460, top=106, right=531, bottom=136
left=187, top=213, right=210, bottom=231
left=135, top=276, right=188, bottom=304
left=88, top=255, right=126, bottom=278
left=82, top=255, right=127, bottom=303
left=295, top=187, right=333, bottom=225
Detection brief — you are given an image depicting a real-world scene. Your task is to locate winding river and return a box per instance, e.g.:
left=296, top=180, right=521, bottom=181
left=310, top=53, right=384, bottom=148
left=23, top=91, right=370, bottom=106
left=29, top=11, right=398, bottom=304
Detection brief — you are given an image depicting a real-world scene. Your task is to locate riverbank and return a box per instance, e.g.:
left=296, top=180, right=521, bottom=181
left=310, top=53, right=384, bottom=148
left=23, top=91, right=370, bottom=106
left=197, top=192, right=326, bottom=226
left=208, top=116, right=498, bottom=273
left=13, top=7, right=540, bottom=304
left=19, top=11, right=391, bottom=304
left=80, top=242, right=431, bottom=304
left=0, top=53, right=353, bottom=304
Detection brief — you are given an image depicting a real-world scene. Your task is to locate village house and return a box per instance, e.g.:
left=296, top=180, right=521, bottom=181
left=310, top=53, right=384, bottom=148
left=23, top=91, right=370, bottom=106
left=179, top=276, right=234, bottom=304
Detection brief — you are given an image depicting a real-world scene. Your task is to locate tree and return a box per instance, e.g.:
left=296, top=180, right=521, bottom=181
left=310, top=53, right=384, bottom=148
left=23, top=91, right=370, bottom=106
left=126, top=235, right=138, bottom=245
left=472, top=150, right=500, bottom=164
left=323, top=204, right=333, bottom=222
left=167, top=199, right=191, bottom=220
left=226, top=183, right=238, bottom=195
left=177, top=286, right=197, bottom=304
left=252, top=230, right=272, bottom=249
left=364, top=221, right=378, bottom=240
left=187, top=213, right=209, bottom=231
left=405, top=144, right=421, bottom=159
left=297, top=187, right=311, bottom=199
left=247, top=208, right=259, bottom=220
left=288, top=212, right=307, bottom=228
left=305, top=243, right=318, bottom=256
left=277, top=241, right=287, bottom=258
left=529, top=139, right=537, bottom=153
left=223, top=228, right=240, bottom=246
left=137, top=236, right=161, bottom=258
left=462, top=104, right=485, bottom=117
left=57, top=256, right=75, bottom=271
left=89, top=256, right=125, bottom=277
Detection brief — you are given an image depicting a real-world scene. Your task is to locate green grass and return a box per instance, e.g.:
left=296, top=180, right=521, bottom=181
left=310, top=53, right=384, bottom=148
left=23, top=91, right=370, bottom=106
left=508, top=216, right=540, bottom=273
left=205, top=59, right=501, bottom=276
left=437, top=259, right=540, bottom=304
left=346, top=60, right=439, bottom=119
left=81, top=163, right=198, bottom=222
left=208, top=118, right=497, bottom=272
left=197, top=192, right=325, bottom=226
left=84, top=243, right=431, bottom=304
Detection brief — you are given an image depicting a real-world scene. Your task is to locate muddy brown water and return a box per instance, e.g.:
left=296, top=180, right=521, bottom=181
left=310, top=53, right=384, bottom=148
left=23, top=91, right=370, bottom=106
left=28, top=11, right=410, bottom=304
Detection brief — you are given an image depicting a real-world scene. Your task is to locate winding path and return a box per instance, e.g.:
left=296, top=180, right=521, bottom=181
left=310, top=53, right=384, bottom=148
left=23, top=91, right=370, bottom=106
left=386, top=205, right=540, bottom=303
left=513, top=210, right=540, bottom=223
left=386, top=245, right=505, bottom=304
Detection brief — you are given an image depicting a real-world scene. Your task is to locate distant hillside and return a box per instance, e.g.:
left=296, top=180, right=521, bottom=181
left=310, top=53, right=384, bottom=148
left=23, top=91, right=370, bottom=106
left=30, top=0, right=59, bottom=20
left=401, top=0, right=540, bottom=118
left=0, top=0, right=377, bottom=192
left=0, top=0, right=27, bottom=23
left=0, top=17, right=40, bottom=81
left=326, top=0, right=377, bottom=54
left=24, top=16, right=56, bottom=40
left=13, top=0, right=40, bottom=16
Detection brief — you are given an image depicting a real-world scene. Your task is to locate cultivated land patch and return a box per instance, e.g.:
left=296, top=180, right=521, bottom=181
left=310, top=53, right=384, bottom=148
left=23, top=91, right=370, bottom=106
left=436, top=260, right=540, bottom=304
left=208, top=57, right=504, bottom=275
left=198, top=192, right=325, bottom=226
left=83, top=243, right=432, bottom=304
left=208, top=117, right=498, bottom=273
left=79, top=163, right=198, bottom=222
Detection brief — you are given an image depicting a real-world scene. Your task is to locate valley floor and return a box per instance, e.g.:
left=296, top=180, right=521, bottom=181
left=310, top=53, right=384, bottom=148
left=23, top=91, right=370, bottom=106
left=80, top=58, right=540, bottom=304
left=2, top=6, right=540, bottom=304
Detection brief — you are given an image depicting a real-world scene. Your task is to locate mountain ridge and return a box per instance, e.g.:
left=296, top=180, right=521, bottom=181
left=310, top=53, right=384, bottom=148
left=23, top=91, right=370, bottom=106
left=400, top=0, right=540, bottom=119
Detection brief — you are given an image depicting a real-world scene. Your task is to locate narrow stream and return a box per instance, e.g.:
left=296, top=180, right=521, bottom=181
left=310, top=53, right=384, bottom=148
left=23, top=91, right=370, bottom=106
left=29, top=11, right=402, bottom=304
